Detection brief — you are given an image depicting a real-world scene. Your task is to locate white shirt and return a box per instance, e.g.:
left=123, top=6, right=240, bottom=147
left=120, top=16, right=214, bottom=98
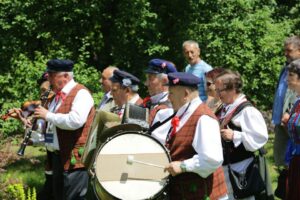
left=129, top=93, right=141, bottom=104
left=151, top=92, right=174, bottom=126
left=98, top=91, right=113, bottom=109
left=220, top=94, right=268, bottom=172
left=152, top=97, right=223, bottom=178
left=114, top=93, right=141, bottom=118
left=45, top=79, right=94, bottom=151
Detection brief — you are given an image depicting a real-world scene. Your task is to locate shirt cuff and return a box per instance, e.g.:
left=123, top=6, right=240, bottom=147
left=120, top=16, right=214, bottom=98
left=46, top=112, right=55, bottom=123
left=182, top=158, right=197, bottom=173
left=183, top=157, right=213, bottom=178
left=233, top=130, right=242, bottom=147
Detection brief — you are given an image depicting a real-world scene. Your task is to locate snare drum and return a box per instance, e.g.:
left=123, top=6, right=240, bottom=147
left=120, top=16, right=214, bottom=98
left=93, top=132, right=170, bottom=200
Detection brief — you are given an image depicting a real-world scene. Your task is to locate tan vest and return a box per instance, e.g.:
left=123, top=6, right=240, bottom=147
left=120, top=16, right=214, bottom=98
left=56, top=84, right=95, bottom=171
left=167, top=103, right=227, bottom=200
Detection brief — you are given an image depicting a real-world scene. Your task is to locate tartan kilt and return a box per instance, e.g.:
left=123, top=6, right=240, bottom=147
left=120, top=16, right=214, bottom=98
left=286, top=155, right=300, bottom=200
left=169, top=167, right=227, bottom=200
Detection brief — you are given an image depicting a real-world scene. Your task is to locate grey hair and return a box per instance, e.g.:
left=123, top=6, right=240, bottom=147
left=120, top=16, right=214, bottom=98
left=182, top=40, right=199, bottom=49
left=131, top=85, right=139, bottom=92
left=284, top=36, right=300, bottom=49
left=287, top=59, right=300, bottom=77
left=58, top=71, right=74, bottom=79
left=156, top=73, right=168, bottom=81
left=121, top=84, right=139, bottom=93
left=215, top=69, right=243, bottom=93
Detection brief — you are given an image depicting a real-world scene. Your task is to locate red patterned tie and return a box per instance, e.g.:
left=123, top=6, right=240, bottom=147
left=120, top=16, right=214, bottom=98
left=55, top=91, right=66, bottom=103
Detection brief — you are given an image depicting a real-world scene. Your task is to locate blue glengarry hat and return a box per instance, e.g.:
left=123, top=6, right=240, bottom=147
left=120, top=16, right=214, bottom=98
left=110, top=70, right=140, bottom=91
left=145, top=59, right=177, bottom=74
left=167, top=72, right=200, bottom=87
left=46, top=59, right=74, bottom=72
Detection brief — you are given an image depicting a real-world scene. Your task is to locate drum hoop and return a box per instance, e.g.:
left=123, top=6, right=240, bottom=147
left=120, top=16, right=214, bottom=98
left=98, top=131, right=171, bottom=162
left=94, top=131, right=171, bottom=200
left=87, top=125, right=142, bottom=172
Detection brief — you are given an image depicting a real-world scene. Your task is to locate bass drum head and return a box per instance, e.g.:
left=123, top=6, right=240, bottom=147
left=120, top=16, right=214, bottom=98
left=94, top=132, right=170, bottom=200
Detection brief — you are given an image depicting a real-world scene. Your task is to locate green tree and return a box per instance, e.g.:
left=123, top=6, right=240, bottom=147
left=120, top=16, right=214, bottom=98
left=0, top=0, right=299, bottom=137
left=151, top=0, right=292, bottom=108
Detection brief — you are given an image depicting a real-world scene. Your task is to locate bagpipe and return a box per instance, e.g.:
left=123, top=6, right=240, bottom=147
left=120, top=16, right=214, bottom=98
left=17, top=88, right=54, bottom=156
left=0, top=100, right=41, bottom=121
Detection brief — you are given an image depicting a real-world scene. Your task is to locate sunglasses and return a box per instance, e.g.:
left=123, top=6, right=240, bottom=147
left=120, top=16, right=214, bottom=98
left=207, top=81, right=213, bottom=87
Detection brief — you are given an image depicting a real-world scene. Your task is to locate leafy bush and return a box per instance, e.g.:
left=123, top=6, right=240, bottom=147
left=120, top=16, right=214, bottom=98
left=150, top=0, right=292, bottom=109
left=1, top=0, right=300, bottom=138
left=6, top=183, right=36, bottom=200
left=0, top=52, right=101, bottom=138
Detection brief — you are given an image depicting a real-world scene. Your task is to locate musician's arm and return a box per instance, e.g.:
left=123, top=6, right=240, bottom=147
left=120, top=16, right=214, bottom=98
left=45, top=89, right=94, bottom=130
left=183, top=115, right=223, bottom=178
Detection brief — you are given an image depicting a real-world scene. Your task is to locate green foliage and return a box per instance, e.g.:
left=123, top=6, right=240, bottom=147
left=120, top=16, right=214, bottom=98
left=101, top=0, right=169, bottom=80
left=151, top=0, right=292, bottom=108
left=6, top=183, right=36, bottom=200
left=0, top=51, right=101, bottom=138
left=7, top=183, right=25, bottom=200
left=0, top=145, right=47, bottom=199
left=0, top=53, right=46, bottom=138
left=1, top=0, right=300, bottom=136
left=197, top=0, right=292, bottom=108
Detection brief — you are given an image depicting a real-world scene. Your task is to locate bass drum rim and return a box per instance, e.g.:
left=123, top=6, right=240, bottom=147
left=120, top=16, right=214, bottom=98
left=93, top=131, right=170, bottom=200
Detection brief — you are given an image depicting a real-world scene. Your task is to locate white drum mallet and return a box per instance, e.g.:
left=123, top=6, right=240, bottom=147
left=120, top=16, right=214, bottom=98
left=127, top=155, right=165, bottom=169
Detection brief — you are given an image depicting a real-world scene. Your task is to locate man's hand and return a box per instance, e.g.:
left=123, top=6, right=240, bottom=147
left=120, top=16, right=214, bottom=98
left=10, top=108, right=32, bottom=127
left=164, top=161, right=183, bottom=176
left=34, top=106, right=49, bottom=120
left=221, top=128, right=234, bottom=141
left=281, top=112, right=290, bottom=125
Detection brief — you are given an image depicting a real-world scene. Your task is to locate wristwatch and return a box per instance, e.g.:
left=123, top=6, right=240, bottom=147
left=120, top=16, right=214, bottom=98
left=180, top=161, right=187, bottom=173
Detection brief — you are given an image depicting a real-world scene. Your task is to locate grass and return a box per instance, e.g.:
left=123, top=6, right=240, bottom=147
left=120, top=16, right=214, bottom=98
left=0, top=143, right=47, bottom=198
left=263, top=133, right=280, bottom=198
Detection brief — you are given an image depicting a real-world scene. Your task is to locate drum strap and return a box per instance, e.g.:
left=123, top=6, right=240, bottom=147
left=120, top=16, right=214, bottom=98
left=147, top=112, right=176, bottom=134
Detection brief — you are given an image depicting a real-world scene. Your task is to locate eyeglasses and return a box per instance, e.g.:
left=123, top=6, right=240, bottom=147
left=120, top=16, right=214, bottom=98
left=215, top=88, right=227, bottom=94
left=207, top=81, right=213, bottom=87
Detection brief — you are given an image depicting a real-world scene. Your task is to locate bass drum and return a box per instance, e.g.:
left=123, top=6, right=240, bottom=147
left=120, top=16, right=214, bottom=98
left=93, top=131, right=170, bottom=200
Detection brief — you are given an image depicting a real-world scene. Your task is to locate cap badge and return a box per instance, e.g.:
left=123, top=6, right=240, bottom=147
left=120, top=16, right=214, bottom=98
left=161, top=62, right=166, bottom=68
left=173, top=78, right=180, bottom=84
left=44, top=73, right=49, bottom=79
left=122, top=78, right=132, bottom=87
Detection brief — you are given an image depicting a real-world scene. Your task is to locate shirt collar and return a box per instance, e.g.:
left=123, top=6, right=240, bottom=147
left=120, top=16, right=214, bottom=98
left=150, top=92, right=168, bottom=104
left=61, top=79, right=76, bottom=95
left=176, top=96, right=202, bottom=117
left=222, top=93, right=247, bottom=117
left=128, top=93, right=140, bottom=104
left=190, top=59, right=203, bottom=67
left=295, top=96, right=300, bottom=103
left=106, top=91, right=113, bottom=99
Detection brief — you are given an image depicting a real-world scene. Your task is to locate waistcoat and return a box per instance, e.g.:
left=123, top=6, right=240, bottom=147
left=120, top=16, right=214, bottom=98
left=56, top=84, right=95, bottom=171
left=167, top=103, right=227, bottom=200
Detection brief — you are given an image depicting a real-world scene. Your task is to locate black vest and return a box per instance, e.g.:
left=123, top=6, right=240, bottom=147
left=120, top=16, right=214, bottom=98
left=221, top=101, right=254, bottom=165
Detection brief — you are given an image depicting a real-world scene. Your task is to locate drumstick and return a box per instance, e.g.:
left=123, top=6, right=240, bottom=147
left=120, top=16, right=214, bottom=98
left=127, top=155, right=165, bottom=169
